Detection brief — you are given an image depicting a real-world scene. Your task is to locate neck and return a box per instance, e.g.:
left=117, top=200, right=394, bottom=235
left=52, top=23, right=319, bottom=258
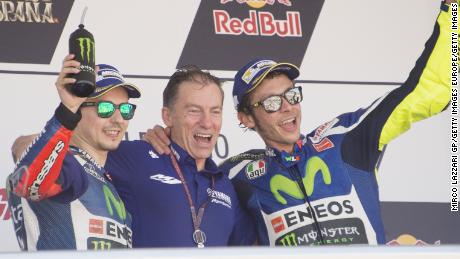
left=195, top=159, right=206, bottom=172
left=268, top=142, right=295, bottom=154
left=70, top=135, right=108, bottom=166
left=170, top=136, right=208, bottom=172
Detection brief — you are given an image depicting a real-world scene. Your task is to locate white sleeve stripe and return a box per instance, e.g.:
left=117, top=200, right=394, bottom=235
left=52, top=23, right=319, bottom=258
left=228, top=160, right=252, bottom=180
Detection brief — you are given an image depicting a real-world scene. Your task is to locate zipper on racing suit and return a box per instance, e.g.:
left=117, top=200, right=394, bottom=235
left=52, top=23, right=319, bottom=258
left=287, top=166, right=326, bottom=245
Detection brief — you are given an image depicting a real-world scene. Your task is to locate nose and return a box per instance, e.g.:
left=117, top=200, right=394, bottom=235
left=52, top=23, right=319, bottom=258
left=199, top=111, right=213, bottom=129
left=280, top=96, right=293, bottom=112
left=110, top=108, right=125, bottom=124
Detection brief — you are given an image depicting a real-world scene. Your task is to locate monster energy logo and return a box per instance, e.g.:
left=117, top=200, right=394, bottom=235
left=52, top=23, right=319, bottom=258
left=103, top=185, right=126, bottom=220
left=77, top=37, right=95, bottom=63
left=91, top=240, right=111, bottom=250
left=279, top=233, right=298, bottom=246
left=270, top=156, right=331, bottom=204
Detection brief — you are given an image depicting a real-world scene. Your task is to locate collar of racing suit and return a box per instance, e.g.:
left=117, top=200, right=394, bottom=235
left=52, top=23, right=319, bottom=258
left=264, top=135, right=307, bottom=168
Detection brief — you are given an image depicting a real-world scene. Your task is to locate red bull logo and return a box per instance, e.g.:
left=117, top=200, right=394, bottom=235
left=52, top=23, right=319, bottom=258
left=213, top=10, right=301, bottom=37
left=177, top=0, right=323, bottom=70
left=386, top=234, right=441, bottom=246
left=221, top=0, right=292, bottom=9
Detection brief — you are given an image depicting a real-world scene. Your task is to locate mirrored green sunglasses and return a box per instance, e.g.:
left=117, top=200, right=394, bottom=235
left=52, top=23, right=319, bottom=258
left=80, top=101, right=136, bottom=120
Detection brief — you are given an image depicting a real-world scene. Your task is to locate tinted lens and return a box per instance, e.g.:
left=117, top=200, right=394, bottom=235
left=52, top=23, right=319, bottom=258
left=262, top=96, right=282, bottom=112
left=285, top=87, right=302, bottom=105
left=97, top=101, right=116, bottom=118
left=119, top=103, right=135, bottom=120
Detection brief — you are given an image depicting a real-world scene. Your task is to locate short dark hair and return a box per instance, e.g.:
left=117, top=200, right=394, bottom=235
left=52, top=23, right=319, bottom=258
left=163, top=65, right=223, bottom=108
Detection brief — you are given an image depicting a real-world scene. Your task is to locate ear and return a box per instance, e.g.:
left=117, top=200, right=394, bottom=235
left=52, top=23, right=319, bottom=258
left=162, top=107, right=173, bottom=127
left=238, top=111, right=255, bottom=129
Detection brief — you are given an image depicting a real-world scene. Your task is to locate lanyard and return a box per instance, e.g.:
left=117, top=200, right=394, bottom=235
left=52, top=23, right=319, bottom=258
left=169, top=153, right=215, bottom=248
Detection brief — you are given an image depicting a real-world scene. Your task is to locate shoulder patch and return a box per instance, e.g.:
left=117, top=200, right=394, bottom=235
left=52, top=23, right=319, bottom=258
left=245, top=159, right=266, bottom=180
left=221, top=149, right=265, bottom=180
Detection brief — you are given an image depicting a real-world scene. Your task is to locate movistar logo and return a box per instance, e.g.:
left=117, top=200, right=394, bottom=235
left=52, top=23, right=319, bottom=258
left=77, top=37, right=95, bottom=63
left=270, top=156, right=331, bottom=205
left=103, top=185, right=126, bottom=220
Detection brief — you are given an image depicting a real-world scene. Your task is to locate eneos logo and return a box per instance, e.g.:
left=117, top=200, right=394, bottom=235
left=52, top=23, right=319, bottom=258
left=177, top=0, right=325, bottom=71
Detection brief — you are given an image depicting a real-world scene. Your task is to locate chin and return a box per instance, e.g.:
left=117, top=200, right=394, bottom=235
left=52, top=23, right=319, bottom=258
left=193, top=149, right=213, bottom=160
left=101, top=141, right=122, bottom=151
left=286, top=132, right=301, bottom=144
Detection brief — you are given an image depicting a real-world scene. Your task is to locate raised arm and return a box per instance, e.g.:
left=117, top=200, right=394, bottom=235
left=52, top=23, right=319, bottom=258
left=8, top=55, right=87, bottom=201
left=314, top=2, right=453, bottom=173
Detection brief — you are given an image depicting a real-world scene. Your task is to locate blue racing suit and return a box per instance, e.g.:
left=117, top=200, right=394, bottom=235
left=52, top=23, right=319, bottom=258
left=219, top=3, right=451, bottom=246
left=106, top=140, right=256, bottom=247
left=7, top=104, right=132, bottom=250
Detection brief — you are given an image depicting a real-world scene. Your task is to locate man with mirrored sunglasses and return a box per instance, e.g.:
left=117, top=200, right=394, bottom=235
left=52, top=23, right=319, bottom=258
left=146, top=0, right=453, bottom=246
left=7, top=54, right=140, bottom=250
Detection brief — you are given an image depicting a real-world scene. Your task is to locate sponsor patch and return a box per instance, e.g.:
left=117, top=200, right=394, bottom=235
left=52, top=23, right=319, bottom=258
left=150, top=174, right=181, bottom=184
left=284, top=155, right=300, bottom=162
left=308, top=118, right=338, bottom=152
left=89, top=219, right=103, bottom=234
left=207, top=188, right=232, bottom=209
left=29, top=140, right=65, bottom=200
left=83, top=163, right=106, bottom=183
left=261, top=188, right=378, bottom=246
left=245, top=160, right=266, bottom=180
left=309, top=118, right=338, bottom=143
left=242, top=60, right=276, bottom=84
left=271, top=216, right=285, bottom=233
left=312, top=138, right=334, bottom=152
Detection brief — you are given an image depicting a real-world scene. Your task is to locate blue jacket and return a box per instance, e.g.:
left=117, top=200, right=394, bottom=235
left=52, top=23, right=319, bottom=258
left=7, top=104, right=132, bottom=250
left=106, top=140, right=256, bottom=247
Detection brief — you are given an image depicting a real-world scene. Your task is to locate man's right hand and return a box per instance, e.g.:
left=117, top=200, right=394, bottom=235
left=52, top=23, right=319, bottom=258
left=56, top=54, right=87, bottom=113
left=143, top=125, right=171, bottom=155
